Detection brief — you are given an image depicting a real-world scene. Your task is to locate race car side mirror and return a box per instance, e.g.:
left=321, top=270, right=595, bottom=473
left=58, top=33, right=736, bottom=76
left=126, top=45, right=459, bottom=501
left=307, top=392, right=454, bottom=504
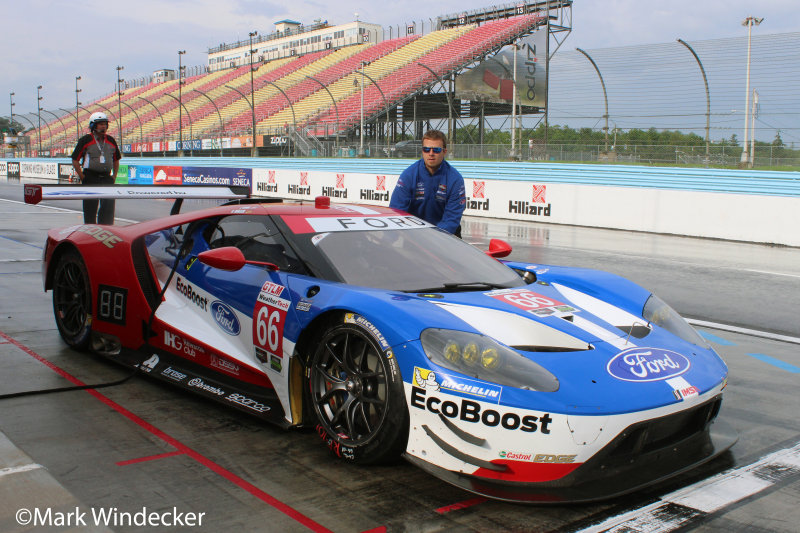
left=198, top=247, right=280, bottom=272
left=486, top=238, right=512, bottom=259
left=198, top=247, right=247, bottom=271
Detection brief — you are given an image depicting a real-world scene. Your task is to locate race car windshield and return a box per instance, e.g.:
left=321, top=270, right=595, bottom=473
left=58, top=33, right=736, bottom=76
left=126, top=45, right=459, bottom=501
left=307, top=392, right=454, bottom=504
left=312, top=227, right=525, bottom=292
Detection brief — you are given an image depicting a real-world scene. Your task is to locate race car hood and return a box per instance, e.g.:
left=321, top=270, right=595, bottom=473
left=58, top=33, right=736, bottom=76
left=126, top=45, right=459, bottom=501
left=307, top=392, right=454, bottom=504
left=379, top=278, right=728, bottom=416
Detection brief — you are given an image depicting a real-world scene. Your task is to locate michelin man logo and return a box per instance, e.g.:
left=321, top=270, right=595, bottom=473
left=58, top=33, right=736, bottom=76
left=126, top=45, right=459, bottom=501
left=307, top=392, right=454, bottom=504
left=413, top=367, right=440, bottom=391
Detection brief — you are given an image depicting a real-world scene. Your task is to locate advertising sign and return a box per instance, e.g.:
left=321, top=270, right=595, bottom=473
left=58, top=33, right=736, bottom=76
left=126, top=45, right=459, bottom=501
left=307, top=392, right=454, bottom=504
left=58, top=163, right=77, bottom=180
left=20, top=161, right=58, bottom=179
left=115, top=164, right=129, bottom=184
left=128, top=165, right=154, bottom=184
left=154, top=165, right=183, bottom=185
left=252, top=169, right=399, bottom=203
left=455, top=30, right=546, bottom=107
left=182, top=166, right=251, bottom=188
left=7, top=161, right=21, bottom=178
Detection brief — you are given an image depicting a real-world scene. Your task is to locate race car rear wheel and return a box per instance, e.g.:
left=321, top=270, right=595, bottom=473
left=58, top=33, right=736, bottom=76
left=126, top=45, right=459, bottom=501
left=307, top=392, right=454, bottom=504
left=52, top=250, right=92, bottom=349
left=309, top=318, right=407, bottom=464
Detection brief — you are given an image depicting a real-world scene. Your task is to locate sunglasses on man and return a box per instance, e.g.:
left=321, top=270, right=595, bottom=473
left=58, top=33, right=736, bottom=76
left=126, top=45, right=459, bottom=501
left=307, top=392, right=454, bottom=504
left=422, top=146, right=443, bottom=153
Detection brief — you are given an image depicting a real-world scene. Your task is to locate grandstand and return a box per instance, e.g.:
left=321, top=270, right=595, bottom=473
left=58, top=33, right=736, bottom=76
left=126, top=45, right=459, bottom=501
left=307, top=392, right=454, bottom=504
left=21, top=1, right=570, bottom=157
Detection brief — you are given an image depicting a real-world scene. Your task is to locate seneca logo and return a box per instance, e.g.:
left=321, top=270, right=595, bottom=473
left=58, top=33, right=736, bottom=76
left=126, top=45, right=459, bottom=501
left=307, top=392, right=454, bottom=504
left=607, top=347, right=690, bottom=382
left=211, top=301, right=240, bottom=336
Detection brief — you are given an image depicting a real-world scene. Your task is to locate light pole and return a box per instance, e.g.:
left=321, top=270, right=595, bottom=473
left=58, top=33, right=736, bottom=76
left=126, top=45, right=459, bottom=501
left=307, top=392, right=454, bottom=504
left=178, top=50, right=186, bottom=155
left=249, top=31, right=258, bottom=156
left=9, top=92, right=14, bottom=131
left=75, top=76, right=82, bottom=141
left=356, top=60, right=368, bottom=155
left=750, top=89, right=759, bottom=167
left=116, top=66, right=124, bottom=147
left=40, top=109, right=67, bottom=154
left=138, top=96, right=167, bottom=156
left=36, top=85, right=43, bottom=155
left=511, top=43, right=520, bottom=160
left=576, top=47, right=609, bottom=155
left=740, top=16, right=763, bottom=168
left=677, top=39, right=710, bottom=164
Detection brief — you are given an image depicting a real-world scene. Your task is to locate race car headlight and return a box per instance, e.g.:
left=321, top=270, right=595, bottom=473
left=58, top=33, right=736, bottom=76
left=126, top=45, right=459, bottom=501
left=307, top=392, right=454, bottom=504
left=421, top=329, right=559, bottom=392
left=643, top=294, right=708, bottom=347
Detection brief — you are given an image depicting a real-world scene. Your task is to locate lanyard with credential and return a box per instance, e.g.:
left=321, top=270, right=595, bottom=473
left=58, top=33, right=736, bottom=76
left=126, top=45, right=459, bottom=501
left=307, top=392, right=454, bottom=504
left=93, top=133, right=107, bottom=163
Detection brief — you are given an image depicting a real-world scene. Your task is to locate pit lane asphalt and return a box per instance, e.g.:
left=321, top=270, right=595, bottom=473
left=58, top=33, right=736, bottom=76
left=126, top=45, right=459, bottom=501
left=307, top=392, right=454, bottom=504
left=1, top=177, right=799, bottom=532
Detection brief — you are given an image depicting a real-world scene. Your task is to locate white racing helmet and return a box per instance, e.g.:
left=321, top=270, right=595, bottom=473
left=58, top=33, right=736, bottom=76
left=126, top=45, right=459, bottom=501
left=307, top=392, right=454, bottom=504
left=89, top=111, right=109, bottom=131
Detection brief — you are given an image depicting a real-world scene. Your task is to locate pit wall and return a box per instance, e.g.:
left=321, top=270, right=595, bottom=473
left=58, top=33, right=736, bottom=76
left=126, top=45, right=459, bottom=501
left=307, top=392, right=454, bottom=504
left=2, top=158, right=798, bottom=247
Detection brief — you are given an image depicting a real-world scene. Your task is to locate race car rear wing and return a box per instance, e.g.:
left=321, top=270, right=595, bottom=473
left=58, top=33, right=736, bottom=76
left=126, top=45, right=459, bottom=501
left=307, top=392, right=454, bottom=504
left=23, top=184, right=251, bottom=215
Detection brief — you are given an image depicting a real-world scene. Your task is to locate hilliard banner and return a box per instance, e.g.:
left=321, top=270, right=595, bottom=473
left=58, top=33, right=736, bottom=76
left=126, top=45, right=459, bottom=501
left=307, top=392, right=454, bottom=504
left=455, top=30, right=546, bottom=108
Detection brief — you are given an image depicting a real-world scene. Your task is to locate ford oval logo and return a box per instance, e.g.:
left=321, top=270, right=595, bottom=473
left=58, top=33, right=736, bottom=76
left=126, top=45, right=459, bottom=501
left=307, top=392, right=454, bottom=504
left=607, top=347, right=690, bottom=382
left=211, top=301, right=240, bottom=336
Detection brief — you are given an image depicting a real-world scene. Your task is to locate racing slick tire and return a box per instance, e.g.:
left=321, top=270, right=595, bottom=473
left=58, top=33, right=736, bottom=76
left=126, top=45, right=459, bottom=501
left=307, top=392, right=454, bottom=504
left=309, top=316, right=408, bottom=465
left=52, top=250, right=92, bottom=349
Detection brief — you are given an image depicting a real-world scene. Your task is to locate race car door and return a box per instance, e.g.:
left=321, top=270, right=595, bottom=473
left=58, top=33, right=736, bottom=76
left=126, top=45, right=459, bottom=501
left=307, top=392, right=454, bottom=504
left=146, top=213, right=306, bottom=418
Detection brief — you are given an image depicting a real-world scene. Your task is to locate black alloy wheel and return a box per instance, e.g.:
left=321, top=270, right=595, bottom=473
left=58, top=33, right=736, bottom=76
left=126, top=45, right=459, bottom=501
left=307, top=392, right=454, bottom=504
left=52, top=251, right=92, bottom=349
left=309, top=320, right=407, bottom=464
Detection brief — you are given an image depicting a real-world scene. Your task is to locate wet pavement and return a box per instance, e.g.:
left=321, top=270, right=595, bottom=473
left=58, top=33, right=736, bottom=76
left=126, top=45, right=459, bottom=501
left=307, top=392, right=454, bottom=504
left=1, top=177, right=798, bottom=532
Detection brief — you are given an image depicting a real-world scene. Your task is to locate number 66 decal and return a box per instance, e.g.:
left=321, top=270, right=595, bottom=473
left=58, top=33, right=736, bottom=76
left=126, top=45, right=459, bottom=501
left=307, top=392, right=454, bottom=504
left=253, top=283, right=291, bottom=363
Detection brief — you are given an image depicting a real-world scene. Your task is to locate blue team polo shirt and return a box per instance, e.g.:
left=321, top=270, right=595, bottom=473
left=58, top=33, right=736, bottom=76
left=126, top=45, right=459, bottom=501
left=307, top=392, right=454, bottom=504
left=389, top=159, right=466, bottom=234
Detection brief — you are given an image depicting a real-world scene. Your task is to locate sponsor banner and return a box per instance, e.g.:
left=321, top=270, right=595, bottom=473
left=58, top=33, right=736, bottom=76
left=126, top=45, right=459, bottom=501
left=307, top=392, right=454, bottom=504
left=19, top=161, right=58, bottom=179
left=230, top=135, right=253, bottom=148
left=266, top=135, right=289, bottom=146
left=0, top=161, right=6, bottom=176
left=154, top=165, right=183, bottom=185
left=128, top=165, right=154, bottom=184
left=58, top=163, right=77, bottom=180
left=129, top=142, right=152, bottom=153
left=252, top=169, right=400, bottom=204
left=455, top=30, right=546, bottom=107
left=201, top=138, right=214, bottom=150
left=182, top=166, right=252, bottom=188
left=116, top=164, right=129, bottom=184
left=460, top=178, right=557, bottom=222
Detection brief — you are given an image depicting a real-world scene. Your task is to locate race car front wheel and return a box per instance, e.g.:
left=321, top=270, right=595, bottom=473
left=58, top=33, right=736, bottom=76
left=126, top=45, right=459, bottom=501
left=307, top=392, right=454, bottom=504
left=309, top=317, right=408, bottom=464
left=52, top=250, right=92, bottom=349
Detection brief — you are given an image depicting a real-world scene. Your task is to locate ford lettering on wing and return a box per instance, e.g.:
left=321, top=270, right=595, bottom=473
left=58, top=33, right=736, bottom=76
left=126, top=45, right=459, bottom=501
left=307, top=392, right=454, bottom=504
left=607, top=347, right=690, bottom=382
left=211, top=301, right=241, bottom=336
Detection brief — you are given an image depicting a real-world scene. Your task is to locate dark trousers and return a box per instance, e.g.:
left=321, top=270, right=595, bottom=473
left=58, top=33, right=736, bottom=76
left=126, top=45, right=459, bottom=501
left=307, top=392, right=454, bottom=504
left=82, top=170, right=116, bottom=225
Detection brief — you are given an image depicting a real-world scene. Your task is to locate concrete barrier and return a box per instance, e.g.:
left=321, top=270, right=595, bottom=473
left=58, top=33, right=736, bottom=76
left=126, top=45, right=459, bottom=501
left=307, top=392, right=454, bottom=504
left=3, top=157, right=799, bottom=247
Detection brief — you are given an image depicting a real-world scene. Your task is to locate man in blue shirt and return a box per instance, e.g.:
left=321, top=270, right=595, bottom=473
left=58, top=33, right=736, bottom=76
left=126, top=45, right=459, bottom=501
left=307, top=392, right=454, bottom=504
left=389, top=130, right=466, bottom=236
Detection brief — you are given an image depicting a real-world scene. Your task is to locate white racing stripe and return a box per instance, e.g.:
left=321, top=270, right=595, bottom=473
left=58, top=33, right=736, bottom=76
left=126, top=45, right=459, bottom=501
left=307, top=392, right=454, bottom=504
left=687, top=318, right=800, bottom=345
left=578, top=441, right=800, bottom=532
